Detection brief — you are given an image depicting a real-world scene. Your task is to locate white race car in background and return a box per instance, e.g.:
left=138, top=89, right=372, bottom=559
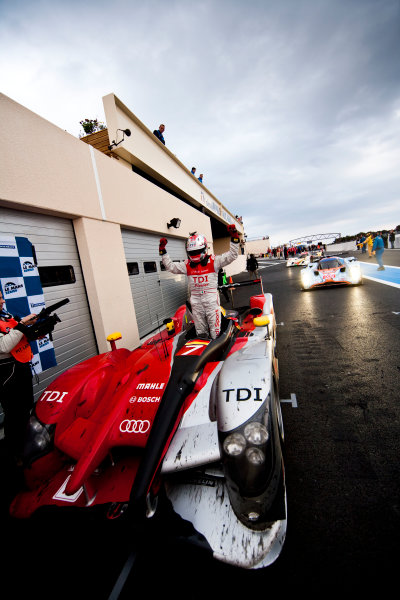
left=286, top=252, right=310, bottom=267
left=309, top=250, right=325, bottom=262
left=300, top=256, right=363, bottom=290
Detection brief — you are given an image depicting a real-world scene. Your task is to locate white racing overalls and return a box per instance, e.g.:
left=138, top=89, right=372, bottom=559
left=162, top=241, right=238, bottom=339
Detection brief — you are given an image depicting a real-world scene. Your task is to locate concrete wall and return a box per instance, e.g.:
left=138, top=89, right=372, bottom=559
left=0, top=93, right=244, bottom=351
left=325, top=241, right=357, bottom=253
left=326, top=237, right=400, bottom=252
left=103, top=94, right=239, bottom=226
left=213, top=237, right=246, bottom=276
left=245, top=238, right=271, bottom=256
left=73, top=218, right=139, bottom=353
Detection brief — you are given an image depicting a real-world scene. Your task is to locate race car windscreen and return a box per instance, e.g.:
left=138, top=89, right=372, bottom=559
left=318, top=258, right=343, bottom=269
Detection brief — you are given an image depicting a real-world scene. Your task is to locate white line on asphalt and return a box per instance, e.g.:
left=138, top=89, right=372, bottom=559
left=359, top=262, right=400, bottom=270
left=281, top=393, right=298, bottom=407
left=362, top=275, right=400, bottom=289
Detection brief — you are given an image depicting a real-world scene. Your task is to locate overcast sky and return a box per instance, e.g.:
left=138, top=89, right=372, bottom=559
left=1, top=0, right=399, bottom=246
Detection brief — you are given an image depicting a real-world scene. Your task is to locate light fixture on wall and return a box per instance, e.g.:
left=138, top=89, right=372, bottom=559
left=167, top=218, right=181, bottom=229
left=108, top=129, right=131, bottom=150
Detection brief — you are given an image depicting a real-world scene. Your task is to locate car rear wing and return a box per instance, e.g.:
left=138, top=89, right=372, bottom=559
left=218, top=277, right=264, bottom=308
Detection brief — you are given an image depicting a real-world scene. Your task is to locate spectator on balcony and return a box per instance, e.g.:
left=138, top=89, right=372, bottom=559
left=191, top=167, right=196, bottom=175
left=198, top=173, right=203, bottom=183
left=153, top=124, right=165, bottom=145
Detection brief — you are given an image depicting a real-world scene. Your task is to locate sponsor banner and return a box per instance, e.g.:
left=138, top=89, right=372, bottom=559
left=1, top=277, right=26, bottom=299
left=0, top=237, right=19, bottom=257
left=222, top=387, right=264, bottom=402
left=120, top=419, right=151, bottom=434
left=27, top=294, right=46, bottom=313
left=30, top=354, right=43, bottom=375
left=0, top=235, right=57, bottom=373
left=129, top=396, right=160, bottom=403
left=136, top=382, right=165, bottom=390
left=20, top=257, right=39, bottom=277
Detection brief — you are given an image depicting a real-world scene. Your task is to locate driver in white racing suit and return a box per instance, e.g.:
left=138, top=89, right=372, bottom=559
left=159, top=225, right=240, bottom=339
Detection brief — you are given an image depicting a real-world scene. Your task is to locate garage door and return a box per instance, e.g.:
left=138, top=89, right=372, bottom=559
left=0, top=208, right=98, bottom=400
left=122, top=230, right=188, bottom=337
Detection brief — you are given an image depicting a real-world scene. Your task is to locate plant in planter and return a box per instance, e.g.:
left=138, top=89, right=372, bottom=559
left=79, top=118, right=106, bottom=136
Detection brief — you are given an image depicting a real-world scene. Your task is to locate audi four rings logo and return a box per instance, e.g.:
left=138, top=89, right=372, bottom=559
left=119, top=419, right=151, bottom=434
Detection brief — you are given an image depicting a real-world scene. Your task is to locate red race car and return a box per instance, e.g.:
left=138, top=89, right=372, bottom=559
left=11, top=282, right=286, bottom=570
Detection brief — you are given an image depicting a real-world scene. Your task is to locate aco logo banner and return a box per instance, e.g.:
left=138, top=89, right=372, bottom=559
left=0, top=235, right=57, bottom=374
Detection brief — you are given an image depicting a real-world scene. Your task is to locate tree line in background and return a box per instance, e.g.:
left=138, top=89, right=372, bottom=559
left=334, top=225, right=400, bottom=244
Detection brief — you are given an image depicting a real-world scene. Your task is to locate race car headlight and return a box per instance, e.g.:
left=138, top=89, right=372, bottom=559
left=244, top=422, right=269, bottom=445
left=223, top=433, right=246, bottom=456
left=219, top=401, right=285, bottom=529
left=221, top=415, right=273, bottom=497
left=23, top=414, right=55, bottom=466
left=348, top=266, right=362, bottom=283
left=245, top=447, right=265, bottom=465
left=34, top=430, right=51, bottom=449
left=29, top=416, right=44, bottom=434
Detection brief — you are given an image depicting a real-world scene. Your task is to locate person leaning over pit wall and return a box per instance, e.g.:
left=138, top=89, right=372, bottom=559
left=0, top=290, right=38, bottom=467
left=153, top=124, right=166, bottom=145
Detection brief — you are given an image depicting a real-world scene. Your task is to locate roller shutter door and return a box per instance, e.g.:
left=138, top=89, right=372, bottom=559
left=122, top=230, right=188, bottom=337
left=0, top=208, right=98, bottom=400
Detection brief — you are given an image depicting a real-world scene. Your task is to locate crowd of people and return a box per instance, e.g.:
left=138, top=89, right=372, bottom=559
left=190, top=167, right=204, bottom=183
left=356, top=230, right=398, bottom=271
left=356, top=229, right=397, bottom=253
left=255, top=243, right=326, bottom=260
left=253, top=230, right=397, bottom=273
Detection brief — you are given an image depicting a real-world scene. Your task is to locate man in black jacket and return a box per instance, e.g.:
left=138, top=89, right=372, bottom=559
left=153, top=124, right=165, bottom=144
left=246, top=254, right=259, bottom=279
left=0, top=290, right=38, bottom=465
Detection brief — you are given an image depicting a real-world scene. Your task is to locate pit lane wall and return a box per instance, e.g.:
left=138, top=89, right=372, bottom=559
left=325, top=241, right=357, bottom=253
left=326, top=236, right=400, bottom=253
left=244, top=238, right=271, bottom=256
left=0, top=93, right=243, bottom=353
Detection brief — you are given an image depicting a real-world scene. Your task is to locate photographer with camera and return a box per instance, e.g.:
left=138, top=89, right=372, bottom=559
left=0, top=290, right=38, bottom=466
left=1, top=292, right=69, bottom=467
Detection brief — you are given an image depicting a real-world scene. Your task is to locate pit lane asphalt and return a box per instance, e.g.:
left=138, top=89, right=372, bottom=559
left=1, top=250, right=399, bottom=598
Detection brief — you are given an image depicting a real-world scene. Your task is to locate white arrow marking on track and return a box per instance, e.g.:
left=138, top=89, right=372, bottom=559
left=280, top=393, right=298, bottom=407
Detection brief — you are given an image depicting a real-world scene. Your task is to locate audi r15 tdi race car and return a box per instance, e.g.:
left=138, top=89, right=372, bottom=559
left=286, top=252, right=310, bottom=267
left=10, top=282, right=286, bottom=571
left=300, top=255, right=363, bottom=290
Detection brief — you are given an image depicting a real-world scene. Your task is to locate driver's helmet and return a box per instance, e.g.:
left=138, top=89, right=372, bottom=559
left=186, top=233, right=208, bottom=263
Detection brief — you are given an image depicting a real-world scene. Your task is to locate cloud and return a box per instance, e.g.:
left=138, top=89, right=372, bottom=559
left=0, top=0, right=399, bottom=246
